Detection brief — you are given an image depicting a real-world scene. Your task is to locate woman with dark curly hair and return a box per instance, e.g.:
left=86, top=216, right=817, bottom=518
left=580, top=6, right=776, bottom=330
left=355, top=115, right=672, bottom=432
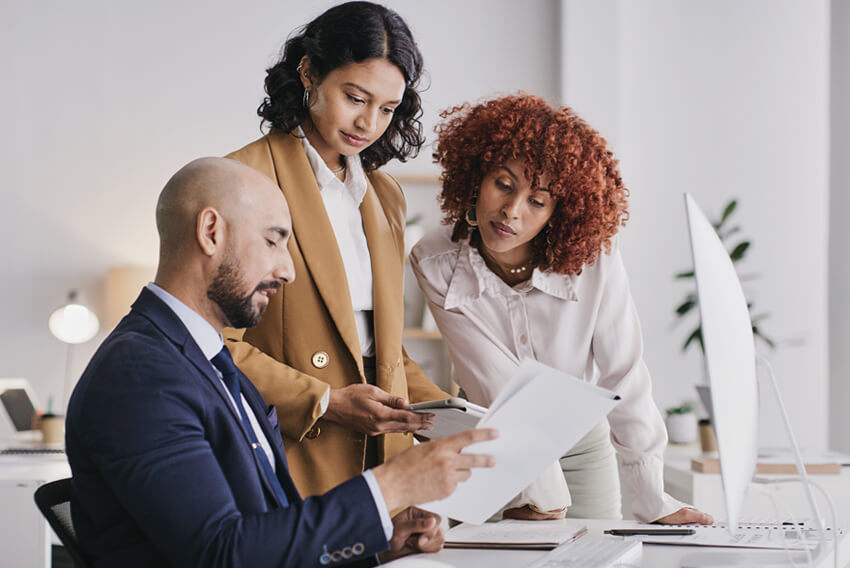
left=223, top=1, right=449, bottom=509
left=410, top=94, right=713, bottom=525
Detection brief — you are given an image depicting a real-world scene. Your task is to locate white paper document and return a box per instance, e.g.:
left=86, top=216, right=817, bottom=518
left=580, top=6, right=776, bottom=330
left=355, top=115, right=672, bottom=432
left=420, top=359, right=620, bottom=524
left=445, top=519, right=588, bottom=548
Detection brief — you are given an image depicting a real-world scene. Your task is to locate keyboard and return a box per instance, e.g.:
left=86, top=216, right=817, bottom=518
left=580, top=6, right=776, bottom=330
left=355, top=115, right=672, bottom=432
left=0, top=447, right=65, bottom=455
left=525, top=537, right=642, bottom=568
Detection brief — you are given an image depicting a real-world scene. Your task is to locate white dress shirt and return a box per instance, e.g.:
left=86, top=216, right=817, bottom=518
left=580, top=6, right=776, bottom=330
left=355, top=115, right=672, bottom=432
left=298, top=128, right=375, bottom=358
left=409, top=226, right=687, bottom=522
left=145, top=283, right=393, bottom=538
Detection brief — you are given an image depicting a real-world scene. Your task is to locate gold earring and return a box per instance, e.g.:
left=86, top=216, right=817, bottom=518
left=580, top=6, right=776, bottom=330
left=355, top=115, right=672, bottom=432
left=465, top=208, right=478, bottom=227
left=302, top=88, right=309, bottom=108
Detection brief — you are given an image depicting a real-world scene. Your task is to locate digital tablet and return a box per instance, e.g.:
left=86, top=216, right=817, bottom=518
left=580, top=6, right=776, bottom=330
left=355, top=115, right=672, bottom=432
left=408, top=398, right=487, bottom=440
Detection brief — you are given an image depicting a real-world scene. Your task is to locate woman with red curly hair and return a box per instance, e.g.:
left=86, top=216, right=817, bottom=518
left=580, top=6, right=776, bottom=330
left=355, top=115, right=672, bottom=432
left=410, top=94, right=712, bottom=525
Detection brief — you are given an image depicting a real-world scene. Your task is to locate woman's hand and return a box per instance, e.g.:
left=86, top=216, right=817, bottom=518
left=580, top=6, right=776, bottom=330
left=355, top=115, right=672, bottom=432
left=654, top=506, right=713, bottom=525
left=324, top=384, right=434, bottom=435
left=502, top=504, right=566, bottom=521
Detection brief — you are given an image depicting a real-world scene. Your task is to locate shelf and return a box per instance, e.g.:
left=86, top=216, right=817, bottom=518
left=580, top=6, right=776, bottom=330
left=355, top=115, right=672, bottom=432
left=403, top=328, right=442, bottom=340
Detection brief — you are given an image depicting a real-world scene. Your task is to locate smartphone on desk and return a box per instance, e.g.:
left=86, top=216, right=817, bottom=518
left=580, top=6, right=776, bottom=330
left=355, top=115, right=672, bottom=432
left=407, top=398, right=487, bottom=440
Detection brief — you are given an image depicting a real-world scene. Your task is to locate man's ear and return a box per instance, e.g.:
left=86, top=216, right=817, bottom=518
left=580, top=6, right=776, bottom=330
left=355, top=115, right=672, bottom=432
left=197, top=206, right=223, bottom=257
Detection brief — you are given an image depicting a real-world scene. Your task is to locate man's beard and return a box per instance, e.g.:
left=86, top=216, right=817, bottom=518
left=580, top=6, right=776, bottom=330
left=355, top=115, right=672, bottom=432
left=207, top=254, right=280, bottom=329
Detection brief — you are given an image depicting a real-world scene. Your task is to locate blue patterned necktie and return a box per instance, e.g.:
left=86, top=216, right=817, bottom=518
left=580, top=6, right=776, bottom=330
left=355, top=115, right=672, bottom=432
left=212, top=347, right=288, bottom=507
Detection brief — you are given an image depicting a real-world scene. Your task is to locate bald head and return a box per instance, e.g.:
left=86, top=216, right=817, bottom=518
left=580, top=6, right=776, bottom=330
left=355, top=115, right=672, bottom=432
left=153, top=157, right=294, bottom=331
left=156, top=157, right=284, bottom=255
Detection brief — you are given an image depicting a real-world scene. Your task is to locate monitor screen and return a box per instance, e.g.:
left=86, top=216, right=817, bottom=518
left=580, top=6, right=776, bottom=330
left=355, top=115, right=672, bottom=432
left=685, top=194, right=759, bottom=530
left=0, top=388, right=36, bottom=431
left=0, top=379, right=39, bottom=433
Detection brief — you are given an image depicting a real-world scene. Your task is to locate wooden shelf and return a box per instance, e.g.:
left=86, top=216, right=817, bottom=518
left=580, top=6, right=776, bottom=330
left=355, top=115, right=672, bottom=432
left=403, top=328, right=442, bottom=340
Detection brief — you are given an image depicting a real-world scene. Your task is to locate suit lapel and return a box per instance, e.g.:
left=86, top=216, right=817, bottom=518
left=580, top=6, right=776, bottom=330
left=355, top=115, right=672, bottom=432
left=266, top=131, right=362, bottom=371
left=360, top=180, right=403, bottom=383
left=131, top=289, right=296, bottom=507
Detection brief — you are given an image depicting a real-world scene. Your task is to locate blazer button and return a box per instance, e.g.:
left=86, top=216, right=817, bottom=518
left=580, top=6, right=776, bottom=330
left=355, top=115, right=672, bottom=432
left=312, top=351, right=329, bottom=369
left=305, top=424, right=321, bottom=439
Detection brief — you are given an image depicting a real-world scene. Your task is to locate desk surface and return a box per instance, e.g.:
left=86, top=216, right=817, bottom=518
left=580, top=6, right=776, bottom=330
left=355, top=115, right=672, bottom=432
left=397, top=519, right=849, bottom=568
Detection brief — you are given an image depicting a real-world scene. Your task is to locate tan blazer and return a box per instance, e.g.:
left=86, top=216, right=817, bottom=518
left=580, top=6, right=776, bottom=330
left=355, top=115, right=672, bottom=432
left=224, top=130, right=448, bottom=497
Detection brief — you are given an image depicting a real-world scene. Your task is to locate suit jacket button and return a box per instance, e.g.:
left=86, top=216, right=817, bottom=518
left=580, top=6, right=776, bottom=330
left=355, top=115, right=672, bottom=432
left=305, top=424, right=321, bottom=439
left=312, top=351, right=329, bottom=368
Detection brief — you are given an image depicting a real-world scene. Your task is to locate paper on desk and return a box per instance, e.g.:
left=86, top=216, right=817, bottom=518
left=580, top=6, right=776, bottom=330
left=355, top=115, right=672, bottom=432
left=420, top=359, right=620, bottom=524
left=445, top=519, right=587, bottom=547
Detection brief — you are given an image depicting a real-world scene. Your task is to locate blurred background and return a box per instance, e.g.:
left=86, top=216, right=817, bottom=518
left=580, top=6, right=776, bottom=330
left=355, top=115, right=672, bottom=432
left=1, top=0, right=848, bottom=452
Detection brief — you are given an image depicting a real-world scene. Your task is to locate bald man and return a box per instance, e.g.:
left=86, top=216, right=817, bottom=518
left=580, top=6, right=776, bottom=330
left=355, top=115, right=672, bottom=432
left=65, top=158, right=496, bottom=568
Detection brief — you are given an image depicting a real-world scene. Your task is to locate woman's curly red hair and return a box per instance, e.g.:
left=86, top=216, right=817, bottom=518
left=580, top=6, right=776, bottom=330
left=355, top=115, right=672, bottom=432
left=434, top=94, right=629, bottom=275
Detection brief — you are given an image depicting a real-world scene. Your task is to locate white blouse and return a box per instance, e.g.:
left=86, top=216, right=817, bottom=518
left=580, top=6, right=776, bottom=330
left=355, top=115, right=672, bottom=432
left=409, top=225, right=686, bottom=522
left=298, top=128, right=375, bottom=357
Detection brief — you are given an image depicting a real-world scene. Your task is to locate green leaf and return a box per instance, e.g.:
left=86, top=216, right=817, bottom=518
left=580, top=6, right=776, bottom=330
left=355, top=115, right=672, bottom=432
left=718, top=200, right=737, bottom=227
left=675, top=270, right=695, bottom=279
left=683, top=328, right=703, bottom=352
left=729, top=241, right=750, bottom=261
left=753, top=327, right=776, bottom=349
left=675, top=299, right=696, bottom=316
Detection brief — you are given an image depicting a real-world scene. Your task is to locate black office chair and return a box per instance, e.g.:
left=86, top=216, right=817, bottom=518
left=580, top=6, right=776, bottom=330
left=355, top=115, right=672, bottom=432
left=33, top=477, right=92, bottom=568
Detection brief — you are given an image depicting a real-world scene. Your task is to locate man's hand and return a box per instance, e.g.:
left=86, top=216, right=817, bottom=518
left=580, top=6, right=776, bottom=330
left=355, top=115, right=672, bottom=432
left=654, top=506, right=714, bottom=525
left=324, top=384, right=434, bottom=435
left=372, top=428, right=498, bottom=512
left=378, top=508, right=444, bottom=563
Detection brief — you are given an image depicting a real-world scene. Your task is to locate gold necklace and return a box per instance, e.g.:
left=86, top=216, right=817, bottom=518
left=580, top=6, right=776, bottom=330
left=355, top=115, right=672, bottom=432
left=330, top=162, right=346, bottom=176
left=506, top=263, right=530, bottom=275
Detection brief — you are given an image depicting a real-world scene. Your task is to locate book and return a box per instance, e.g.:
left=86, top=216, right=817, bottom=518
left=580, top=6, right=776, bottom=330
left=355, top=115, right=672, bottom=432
left=445, top=519, right=588, bottom=550
left=691, top=456, right=841, bottom=475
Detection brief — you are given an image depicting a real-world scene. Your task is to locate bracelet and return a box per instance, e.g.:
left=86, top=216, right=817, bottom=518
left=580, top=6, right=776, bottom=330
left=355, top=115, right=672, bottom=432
left=528, top=504, right=567, bottom=515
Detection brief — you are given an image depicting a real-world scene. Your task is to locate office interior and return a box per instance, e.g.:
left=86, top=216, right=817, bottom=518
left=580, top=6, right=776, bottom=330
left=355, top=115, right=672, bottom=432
left=2, top=0, right=849, bottom=524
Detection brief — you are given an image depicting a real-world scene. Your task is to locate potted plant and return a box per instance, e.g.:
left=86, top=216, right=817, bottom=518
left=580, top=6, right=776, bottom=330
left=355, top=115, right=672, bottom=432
left=665, top=403, right=697, bottom=444
left=673, top=198, right=775, bottom=356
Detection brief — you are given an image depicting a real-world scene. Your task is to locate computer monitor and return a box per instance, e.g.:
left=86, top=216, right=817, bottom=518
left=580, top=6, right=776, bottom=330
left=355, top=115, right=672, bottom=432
left=684, top=194, right=759, bottom=530
left=0, top=378, right=40, bottom=438
left=683, top=194, right=830, bottom=567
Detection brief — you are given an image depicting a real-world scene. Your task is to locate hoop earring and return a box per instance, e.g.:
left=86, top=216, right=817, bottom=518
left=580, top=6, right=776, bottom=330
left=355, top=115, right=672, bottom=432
left=465, top=208, right=478, bottom=227
left=302, top=88, right=310, bottom=108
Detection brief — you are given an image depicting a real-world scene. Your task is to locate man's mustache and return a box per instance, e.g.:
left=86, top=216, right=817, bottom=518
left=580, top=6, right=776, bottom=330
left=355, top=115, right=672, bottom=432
left=254, top=280, right=283, bottom=293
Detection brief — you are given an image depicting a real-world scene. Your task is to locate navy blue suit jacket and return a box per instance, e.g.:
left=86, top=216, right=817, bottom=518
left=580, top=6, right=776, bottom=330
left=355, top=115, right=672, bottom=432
left=66, top=288, right=387, bottom=567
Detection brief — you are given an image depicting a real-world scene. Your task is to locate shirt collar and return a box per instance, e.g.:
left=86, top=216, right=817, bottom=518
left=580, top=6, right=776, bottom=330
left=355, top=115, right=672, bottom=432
left=146, top=283, right=223, bottom=360
left=297, top=126, right=368, bottom=205
left=444, top=238, right=578, bottom=309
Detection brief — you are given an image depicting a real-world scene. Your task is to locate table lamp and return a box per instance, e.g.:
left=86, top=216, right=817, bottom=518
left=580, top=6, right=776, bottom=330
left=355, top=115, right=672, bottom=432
left=49, top=291, right=100, bottom=410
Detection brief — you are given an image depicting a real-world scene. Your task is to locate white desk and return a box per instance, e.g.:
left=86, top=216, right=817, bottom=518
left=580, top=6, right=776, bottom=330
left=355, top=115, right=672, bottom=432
left=664, top=444, right=850, bottom=523
left=0, top=453, right=71, bottom=568
left=407, top=518, right=850, bottom=567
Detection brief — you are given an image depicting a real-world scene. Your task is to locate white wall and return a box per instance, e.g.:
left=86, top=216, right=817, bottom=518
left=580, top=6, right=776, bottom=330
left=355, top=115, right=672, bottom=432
left=563, top=0, right=830, bottom=448
left=0, top=1, right=559, bottom=410
left=829, top=0, right=850, bottom=453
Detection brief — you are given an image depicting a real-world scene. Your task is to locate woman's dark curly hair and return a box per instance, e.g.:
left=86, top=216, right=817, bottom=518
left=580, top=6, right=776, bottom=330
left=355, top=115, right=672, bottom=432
left=434, top=94, right=630, bottom=276
left=257, top=1, right=425, bottom=172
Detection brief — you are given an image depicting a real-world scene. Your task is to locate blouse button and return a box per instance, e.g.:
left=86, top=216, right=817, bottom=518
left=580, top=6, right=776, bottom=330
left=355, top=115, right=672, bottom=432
left=519, top=334, right=528, bottom=344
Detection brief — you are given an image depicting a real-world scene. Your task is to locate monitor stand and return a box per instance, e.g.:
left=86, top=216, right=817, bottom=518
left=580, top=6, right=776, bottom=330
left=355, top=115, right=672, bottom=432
left=680, top=357, right=832, bottom=568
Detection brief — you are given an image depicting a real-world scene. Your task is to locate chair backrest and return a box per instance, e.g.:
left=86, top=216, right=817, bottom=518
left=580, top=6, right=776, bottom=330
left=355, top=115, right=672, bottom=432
left=33, top=477, right=92, bottom=568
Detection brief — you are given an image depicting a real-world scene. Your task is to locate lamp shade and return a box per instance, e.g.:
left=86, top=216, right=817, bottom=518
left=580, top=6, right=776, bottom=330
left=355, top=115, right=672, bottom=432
left=48, top=293, right=100, bottom=344
left=104, top=266, right=155, bottom=329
